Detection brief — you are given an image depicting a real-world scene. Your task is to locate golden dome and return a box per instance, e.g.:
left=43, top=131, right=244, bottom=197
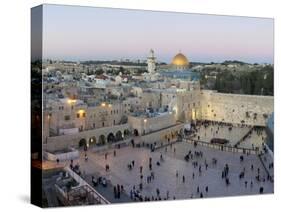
left=171, top=53, right=189, bottom=68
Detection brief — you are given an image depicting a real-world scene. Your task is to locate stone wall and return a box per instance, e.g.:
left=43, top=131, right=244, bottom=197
left=128, top=113, right=176, bottom=136
left=200, top=90, right=274, bottom=126
left=45, top=124, right=130, bottom=151
left=135, top=123, right=184, bottom=145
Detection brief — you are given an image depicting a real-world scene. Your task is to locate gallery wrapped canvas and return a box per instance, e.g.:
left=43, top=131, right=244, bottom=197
left=31, top=4, right=274, bottom=208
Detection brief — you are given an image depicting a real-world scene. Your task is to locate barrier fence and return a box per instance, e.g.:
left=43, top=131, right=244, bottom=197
left=184, top=138, right=259, bottom=155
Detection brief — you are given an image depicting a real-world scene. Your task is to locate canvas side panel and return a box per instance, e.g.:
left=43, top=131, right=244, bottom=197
left=31, top=5, right=43, bottom=208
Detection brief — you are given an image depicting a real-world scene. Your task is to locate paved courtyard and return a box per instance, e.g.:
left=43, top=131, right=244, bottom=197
left=194, top=124, right=251, bottom=147
left=72, top=137, right=273, bottom=202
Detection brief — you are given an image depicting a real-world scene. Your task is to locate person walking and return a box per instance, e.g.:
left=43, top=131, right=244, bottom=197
left=113, top=186, right=117, bottom=198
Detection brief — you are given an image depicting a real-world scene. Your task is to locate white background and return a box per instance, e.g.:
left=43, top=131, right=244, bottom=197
left=0, top=0, right=279, bottom=211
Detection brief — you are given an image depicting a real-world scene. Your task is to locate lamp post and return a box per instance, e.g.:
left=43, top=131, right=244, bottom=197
left=143, top=119, right=147, bottom=135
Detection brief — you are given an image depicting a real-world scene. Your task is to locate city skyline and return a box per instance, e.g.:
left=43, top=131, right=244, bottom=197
left=42, top=4, right=274, bottom=64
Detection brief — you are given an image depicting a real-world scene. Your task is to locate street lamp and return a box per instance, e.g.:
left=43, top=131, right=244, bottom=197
left=67, top=99, right=76, bottom=104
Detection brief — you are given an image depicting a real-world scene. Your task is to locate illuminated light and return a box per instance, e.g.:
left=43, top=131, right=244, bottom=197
left=173, top=106, right=178, bottom=114
left=101, top=102, right=106, bottom=107
left=78, top=109, right=85, bottom=114
left=67, top=99, right=77, bottom=104
left=108, top=104, right=112, bottom=108
left=144, top=119, right=147, bottom=123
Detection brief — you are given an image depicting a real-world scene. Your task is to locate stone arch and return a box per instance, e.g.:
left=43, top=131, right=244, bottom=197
left=79, top=138, right=87, bottom=148
left=89, top=136, right=97, bottom=146
left=116, top=130, right=123, bottom=141
left=124, top=129, right=130, bottom=138
left=107, top=132, right=115, bottom=143
left=97, top=134, right=106, bottom=146
left=133, top=129, right=139, bottom=136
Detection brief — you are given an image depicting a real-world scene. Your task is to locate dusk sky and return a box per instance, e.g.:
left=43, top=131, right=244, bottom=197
left=43, top=4, right=274, bottom=64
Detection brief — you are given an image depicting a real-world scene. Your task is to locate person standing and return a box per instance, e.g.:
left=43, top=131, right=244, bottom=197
left=166, top=190, right=169, bottom=199
left=113, top=186, right=117, bottom=198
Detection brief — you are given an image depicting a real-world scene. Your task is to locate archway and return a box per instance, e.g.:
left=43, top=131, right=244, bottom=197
left=124, top=129, right=130, bottom=138
left=107, top=133, right=115, bottom=143
left=79, top=138, right=87, bottom=148
left=133, top=129, right=139, bottom=136
left=89, top=136, right=97, bottom=146
left=97, top=135, right=106, bottom=146
left=116, top=130, right=123, bottom=141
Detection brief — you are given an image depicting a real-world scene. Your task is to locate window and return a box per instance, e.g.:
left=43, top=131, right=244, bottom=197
left=82, top=112, right=86, bottom=117
left=64, top=115, right=70, bottom=121
left=93, top=123, right=95, bottom=128
left=76, top=113, right=80, bottom=118
left=102, top=122, right=104, bottom=127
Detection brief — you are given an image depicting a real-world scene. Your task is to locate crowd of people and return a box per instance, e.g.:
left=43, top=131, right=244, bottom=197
left=68, top=120, right=273, bottom=202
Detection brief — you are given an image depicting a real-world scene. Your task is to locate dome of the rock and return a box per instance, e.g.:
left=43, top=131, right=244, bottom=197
left=171, top=52, right=190, bottom=69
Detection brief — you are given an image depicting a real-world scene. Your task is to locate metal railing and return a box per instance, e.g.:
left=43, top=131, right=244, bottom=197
left=64, top=166, right=110, bottom=204
left=184, top=138, right=259, bottom=155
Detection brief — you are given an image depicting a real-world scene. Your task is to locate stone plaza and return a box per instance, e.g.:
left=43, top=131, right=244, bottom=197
left=71, top=126, right=273, bottom=202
